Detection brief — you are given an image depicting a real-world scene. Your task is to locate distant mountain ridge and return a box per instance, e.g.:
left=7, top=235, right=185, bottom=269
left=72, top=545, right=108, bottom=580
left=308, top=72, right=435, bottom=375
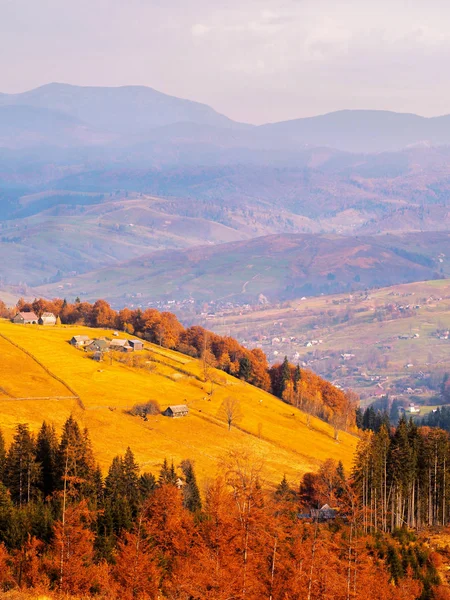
left=0, top=82, right=244, bottom=135
left=2, top=83, right=450, bottom=152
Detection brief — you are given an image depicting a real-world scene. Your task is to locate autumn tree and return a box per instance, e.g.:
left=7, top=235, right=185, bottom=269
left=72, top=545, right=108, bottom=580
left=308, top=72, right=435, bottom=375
left=219, top=396, right=243, bottom=431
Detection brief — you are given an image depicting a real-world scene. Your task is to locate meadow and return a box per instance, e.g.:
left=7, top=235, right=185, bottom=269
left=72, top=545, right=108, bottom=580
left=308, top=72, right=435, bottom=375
left=0, top=319, right=357, bottom=486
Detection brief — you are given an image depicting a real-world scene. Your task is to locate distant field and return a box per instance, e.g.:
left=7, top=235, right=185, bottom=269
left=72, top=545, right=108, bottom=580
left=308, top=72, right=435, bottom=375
left=0, top=319, right=358, bottom=486
left=204, top=279, right=450, bottom=406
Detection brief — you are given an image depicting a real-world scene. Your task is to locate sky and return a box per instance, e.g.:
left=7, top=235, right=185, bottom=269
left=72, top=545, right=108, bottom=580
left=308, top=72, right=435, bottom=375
left=1, top=0, right=450, bottom=124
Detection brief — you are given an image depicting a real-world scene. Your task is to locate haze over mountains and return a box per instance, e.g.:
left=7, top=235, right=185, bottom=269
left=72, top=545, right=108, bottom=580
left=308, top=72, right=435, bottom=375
left=2, top=83, right=450, bottom=153
left=1, top=82, right=450, bottom=304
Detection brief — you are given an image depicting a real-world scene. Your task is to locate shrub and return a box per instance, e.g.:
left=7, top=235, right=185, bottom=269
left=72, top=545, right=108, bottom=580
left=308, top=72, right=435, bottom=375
left=129, top=400, right=161, bottom=417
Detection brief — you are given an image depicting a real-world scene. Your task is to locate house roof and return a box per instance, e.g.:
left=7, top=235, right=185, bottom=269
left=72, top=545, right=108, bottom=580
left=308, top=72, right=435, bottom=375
left=72, top=335, right=91, bottom=342
left=17, top=312, right=38, bottom=321
left=129, top=339, right=143, bottom=345
left=110, top=339, right=129, bottom=347
left=41, top=312, right=56, bottom=318
left=88, top=339, right=110, bottom=349
left=167, top=405, right=189, bottom=414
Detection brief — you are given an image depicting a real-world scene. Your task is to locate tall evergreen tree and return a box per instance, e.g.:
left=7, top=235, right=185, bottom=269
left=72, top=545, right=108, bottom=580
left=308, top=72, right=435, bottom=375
left=159, top=458, right=177, bottom=486
left=35, top=421, right=59, bottom=499
left=5, top=424, right=39, bottom=505
left=281, top=356, right=291, bottom=393
left=139, top=473, right=156, bottom=501
left=293, top=364, right=301, bottom=393
left=0, top=429, right=6, bottom=484
left=57, top=416, right=96, bottom=499
left=122, top=447, right=140, bottom=515
left=181, top=459, right=202, bottom=512
left=238, top=356, right=252, bottom=381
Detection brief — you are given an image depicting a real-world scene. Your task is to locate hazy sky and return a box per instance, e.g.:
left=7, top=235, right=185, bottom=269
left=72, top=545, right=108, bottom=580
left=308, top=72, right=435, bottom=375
left=1, top=0, right=450, bottom=123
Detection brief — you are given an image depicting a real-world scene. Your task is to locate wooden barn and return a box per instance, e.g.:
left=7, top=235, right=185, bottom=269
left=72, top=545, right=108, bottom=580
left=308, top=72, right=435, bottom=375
left=162, top=405, right=189, bottom=418
left=129, top=339, right=144, bottom=351
left=38, top=312, right=57, bottom=326
left=12, top=312, right=39, bottom=324
left=70, top=335, right=92, bottom=347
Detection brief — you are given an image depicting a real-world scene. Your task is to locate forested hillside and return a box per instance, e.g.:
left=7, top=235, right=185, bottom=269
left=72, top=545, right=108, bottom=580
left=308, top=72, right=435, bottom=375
left=0, top=416, right=446, bottom=599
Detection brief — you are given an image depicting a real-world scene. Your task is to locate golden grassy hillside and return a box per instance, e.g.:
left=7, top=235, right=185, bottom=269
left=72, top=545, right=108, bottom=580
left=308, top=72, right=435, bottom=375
left=0, top=319, right=357, bottom=486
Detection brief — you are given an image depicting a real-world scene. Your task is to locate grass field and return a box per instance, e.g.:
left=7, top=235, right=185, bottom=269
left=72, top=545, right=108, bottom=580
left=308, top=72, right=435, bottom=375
left=0, top=319, right=358, bottom=487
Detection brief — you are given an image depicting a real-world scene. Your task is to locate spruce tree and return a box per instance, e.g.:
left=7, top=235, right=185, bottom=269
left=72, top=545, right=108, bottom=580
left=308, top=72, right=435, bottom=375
left=158, top=458, right=177, bottom=486
left=57, top=416, right=96, bottom=499
left=0, top=429, right=6, bottom=484
left=181, top=459, right=201, bottom=512
left=35, top=421, right=59, bottom=500
left=139, top=473, right=156, bottom=501
left=0, top=482, right=13, bottom=546
left=238, top=356, right=252, bottom=381
left=123, top=447, right=140, bottom=514
left=5, top=424, right=40, bottom=505
left=293, top=364, right=301, bottom=393
left=281, top=356, right=291, bottom=393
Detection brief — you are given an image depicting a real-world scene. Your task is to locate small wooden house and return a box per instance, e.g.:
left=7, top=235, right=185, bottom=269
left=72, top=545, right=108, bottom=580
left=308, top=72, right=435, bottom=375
left=86, top=339, right=110, bottom=352
left=93, top=351, right=103, bottom=362
left=109, top=339, right=130, bottom=351
left=162, top=405, right=189, bottom=418
left=39, top=312, right=57, bottom=326
left=129, top=339, right=144, bottom=351
left=70, top=335, right=92, bottom=347
left=310, top=504, right=337, bottom=522
left=12, top=312, right=38, bottom=324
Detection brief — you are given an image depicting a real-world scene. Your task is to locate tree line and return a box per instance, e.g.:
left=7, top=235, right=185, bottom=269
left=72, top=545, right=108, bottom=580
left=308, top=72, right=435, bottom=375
left=0, top=416, right=446, bottom=599
left=353, top=417, right=450, bottom=532
left=2, top=296, right=357, bottom=429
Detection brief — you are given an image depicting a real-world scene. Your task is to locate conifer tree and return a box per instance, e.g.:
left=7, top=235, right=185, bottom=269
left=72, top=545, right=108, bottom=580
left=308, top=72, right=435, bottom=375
left=123, top=447, right=140, bottom=515
left=0, top=429, right=6, bottom=484
left=181, top=459, right=202, bottom=512
left=158, top=458, right=177, bottom=486
left=294, top=363, right=302, bottom=392
left=139, top=473, right=156, bottom=501
left=35, top=421, right=59, bottom=499
left=57, top=416, right=96, bottom=499
left=5, top=424, right=40, bottom=505
left=0, top=482, right=13, bottom=546
left=281, top=356, right=291, bottom=393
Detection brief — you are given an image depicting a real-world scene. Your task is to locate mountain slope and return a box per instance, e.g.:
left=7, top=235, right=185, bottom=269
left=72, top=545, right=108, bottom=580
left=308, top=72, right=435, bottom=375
left=0, top=319, right=357, bottom=484
left=0, top=105, right=114, bottom=148
left=258, top=110, right=450, bottom=153
left=3, top=84, right=450, bottom=152
left=35, top=232, right=450, bottom=305
left=0, top=82, right=244, bottom=134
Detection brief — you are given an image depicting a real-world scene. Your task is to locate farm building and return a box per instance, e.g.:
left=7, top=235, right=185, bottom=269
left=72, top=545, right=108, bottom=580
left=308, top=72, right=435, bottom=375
left=109, top=339, right=130, bottom=351
left=129, top=339, right=144, bottom=351
left=12, top=312, right=38, bottom=324
left=310, top=504, right=337, bottom=522
left=93, top=351, right=103, bottom=362
left=162, top=405, right=189, bottom=418
left=69, top=335, right=92, bottom=348
left=38, top=312, right=57, bottom=326
left=86, top=339, right=110, bottom=352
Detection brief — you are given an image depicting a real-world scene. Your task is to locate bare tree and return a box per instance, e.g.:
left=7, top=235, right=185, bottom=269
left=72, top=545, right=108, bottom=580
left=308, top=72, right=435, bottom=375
left=219, top=396, right=243, bottom=431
